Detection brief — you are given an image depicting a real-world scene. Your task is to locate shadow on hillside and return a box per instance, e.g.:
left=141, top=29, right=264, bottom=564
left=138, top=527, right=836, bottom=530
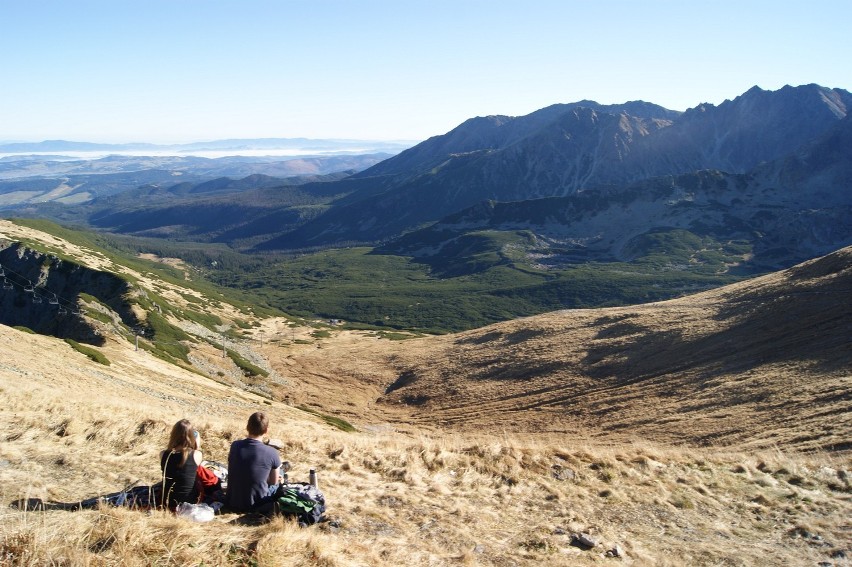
left=582, top=287, right=852, bottom=385
left=385, top=370, right=417, bottom=394
left=583, top=327, right=686, bottom=382
left=578, top=246, right=852, bottom=385
left=454, top=328, right=548, bottom=347
left=504, top=328, right=548, bottom=344
left=473, top=360, right=568, bottom=381
left=455, top=331, right=503, bottom=345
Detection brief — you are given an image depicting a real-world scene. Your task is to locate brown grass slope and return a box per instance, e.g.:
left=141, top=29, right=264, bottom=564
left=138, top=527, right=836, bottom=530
left=0, top=221, right=850, bottom=565
left=369, top=247, right=852, bottom=451
left=1, top=324, right=850, bottom=566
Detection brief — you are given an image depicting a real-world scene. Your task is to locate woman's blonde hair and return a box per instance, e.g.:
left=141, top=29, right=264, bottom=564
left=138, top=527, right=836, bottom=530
left=166, top=419, right=197, bottom=467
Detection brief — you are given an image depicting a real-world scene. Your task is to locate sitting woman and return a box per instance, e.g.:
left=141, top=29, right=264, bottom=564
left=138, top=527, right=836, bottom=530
left=160, top=419, right=203, bottom=509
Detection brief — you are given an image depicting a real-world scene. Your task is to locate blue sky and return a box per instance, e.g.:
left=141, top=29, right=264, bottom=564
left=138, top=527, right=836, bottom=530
left=1, top=0, right=850, bottom=143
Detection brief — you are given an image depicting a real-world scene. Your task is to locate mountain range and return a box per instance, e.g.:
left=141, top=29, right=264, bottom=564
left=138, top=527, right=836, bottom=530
left=262, top=84, right=851, bottom=256
left=5, top=84, right=852, bottom=274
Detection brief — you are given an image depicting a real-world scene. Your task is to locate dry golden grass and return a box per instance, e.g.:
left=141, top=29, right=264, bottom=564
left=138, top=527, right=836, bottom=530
left=1, top=223, right=850, bottom=565
left=293, top=247, right=852, bottom=452
left=2, top=321, right=850, bottom=566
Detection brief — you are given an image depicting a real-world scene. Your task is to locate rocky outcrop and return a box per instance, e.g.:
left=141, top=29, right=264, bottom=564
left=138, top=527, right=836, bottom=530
left=0, top=242, right=140, bottom=344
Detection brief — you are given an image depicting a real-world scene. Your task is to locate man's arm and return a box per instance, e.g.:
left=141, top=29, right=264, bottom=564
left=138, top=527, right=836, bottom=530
left=267, top=467, right=280, bottom=486
left=267, top=447, right=282, bottom=486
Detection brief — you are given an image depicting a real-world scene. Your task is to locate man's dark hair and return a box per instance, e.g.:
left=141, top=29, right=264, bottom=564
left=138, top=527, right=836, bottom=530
left=246, top=411, right=269, bottom=437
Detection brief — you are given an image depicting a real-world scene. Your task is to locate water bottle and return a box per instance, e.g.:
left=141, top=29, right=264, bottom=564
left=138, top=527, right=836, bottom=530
left=309, top=468, right=318, bottom=489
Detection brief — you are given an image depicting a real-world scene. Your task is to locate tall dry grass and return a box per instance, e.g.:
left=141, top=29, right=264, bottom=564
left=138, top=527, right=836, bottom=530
left=2, top=366, right=850, bottom=566
left=1, top=270, right=850, bottom=566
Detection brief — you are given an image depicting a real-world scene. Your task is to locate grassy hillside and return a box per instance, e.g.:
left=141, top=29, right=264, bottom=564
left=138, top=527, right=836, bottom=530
left=8, top=218, right=282, bottom=318
left=1, top=324, right=849, bottom=566
left=0, top=221, right=850, bottom=565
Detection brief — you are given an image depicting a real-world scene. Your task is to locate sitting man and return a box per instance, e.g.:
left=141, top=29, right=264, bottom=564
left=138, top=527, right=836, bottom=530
left=226, top=411, right=282, bottom=513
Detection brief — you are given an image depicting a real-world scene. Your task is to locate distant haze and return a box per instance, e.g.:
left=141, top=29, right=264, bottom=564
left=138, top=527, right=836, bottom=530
left=0, top=139, right=416, bottom=160
left=0, top=149, right=400, bottom=160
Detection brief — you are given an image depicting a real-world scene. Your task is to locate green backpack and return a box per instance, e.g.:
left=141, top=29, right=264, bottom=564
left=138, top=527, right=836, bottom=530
left=275, top=485, right=325, bottom=526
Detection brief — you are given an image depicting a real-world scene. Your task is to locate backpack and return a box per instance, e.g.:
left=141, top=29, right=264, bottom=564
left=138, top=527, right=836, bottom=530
left=195, top=462, right=223, bottom=503
left=275, top=483, right=326, bottom=526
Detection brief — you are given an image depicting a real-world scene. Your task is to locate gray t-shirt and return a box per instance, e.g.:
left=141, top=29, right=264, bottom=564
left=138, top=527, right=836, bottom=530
left=226, top=438, right=282, bottom=511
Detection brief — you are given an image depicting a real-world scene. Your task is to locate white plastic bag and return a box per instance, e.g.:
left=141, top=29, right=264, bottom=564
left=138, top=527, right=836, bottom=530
left=175, top=502, right=215, bottom=522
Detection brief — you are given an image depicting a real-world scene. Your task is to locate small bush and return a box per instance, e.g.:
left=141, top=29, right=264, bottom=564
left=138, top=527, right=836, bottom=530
left=64, top=339, right=111, bottom=366
left=377, top=331, right=418, bottom=340
left=296, top=405, right=356, bottom=432
left=670, top=495, right=694, bottom=509
left=227, top=349, right=269, bottom=378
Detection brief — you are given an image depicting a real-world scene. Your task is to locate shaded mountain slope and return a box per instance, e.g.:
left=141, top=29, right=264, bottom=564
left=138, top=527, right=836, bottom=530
left=75, top=172, right=355, bottom=241
left=258, top=108, right=675, bottom=249
left=361, top=99, right=679, bottom=179
left=631, top=84, right=852, bottom=176
left=259, top=84, right=851, bottom=250
left=379, top=111, right=852, bottom=273
left=379, top=163, right=852, bottom=272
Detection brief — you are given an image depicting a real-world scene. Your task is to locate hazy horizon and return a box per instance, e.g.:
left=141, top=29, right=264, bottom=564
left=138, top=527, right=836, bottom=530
left=0, top=148, right=408, bottom=160
left=0, top=137, right=418, bottom=160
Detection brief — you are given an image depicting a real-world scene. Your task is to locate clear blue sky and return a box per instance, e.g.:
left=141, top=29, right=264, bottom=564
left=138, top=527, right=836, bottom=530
left=1, top=0, right=850, bottom=143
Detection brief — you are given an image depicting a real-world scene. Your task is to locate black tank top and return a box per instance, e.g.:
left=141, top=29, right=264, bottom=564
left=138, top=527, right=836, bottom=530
left=160, top=450, right=198, bottom=508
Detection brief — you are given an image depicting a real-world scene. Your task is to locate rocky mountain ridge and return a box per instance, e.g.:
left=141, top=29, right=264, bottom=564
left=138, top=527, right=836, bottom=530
left=258, top=83, right=851, bottom=253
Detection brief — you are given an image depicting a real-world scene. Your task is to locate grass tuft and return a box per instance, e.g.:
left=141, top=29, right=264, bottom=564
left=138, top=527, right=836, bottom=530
left=64, top=339, right=110, bottom=365
left=296, top=405, right=357, bottom=432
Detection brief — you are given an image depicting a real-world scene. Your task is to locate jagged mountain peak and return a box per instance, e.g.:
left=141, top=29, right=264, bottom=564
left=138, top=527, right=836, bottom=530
left=724, top=83, right=850, bottom=117
left=361, top=98, right=676, bottom=179
left=546, top=99, right=681, bottom=121
left=684, top=84, right=851, bottom=123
